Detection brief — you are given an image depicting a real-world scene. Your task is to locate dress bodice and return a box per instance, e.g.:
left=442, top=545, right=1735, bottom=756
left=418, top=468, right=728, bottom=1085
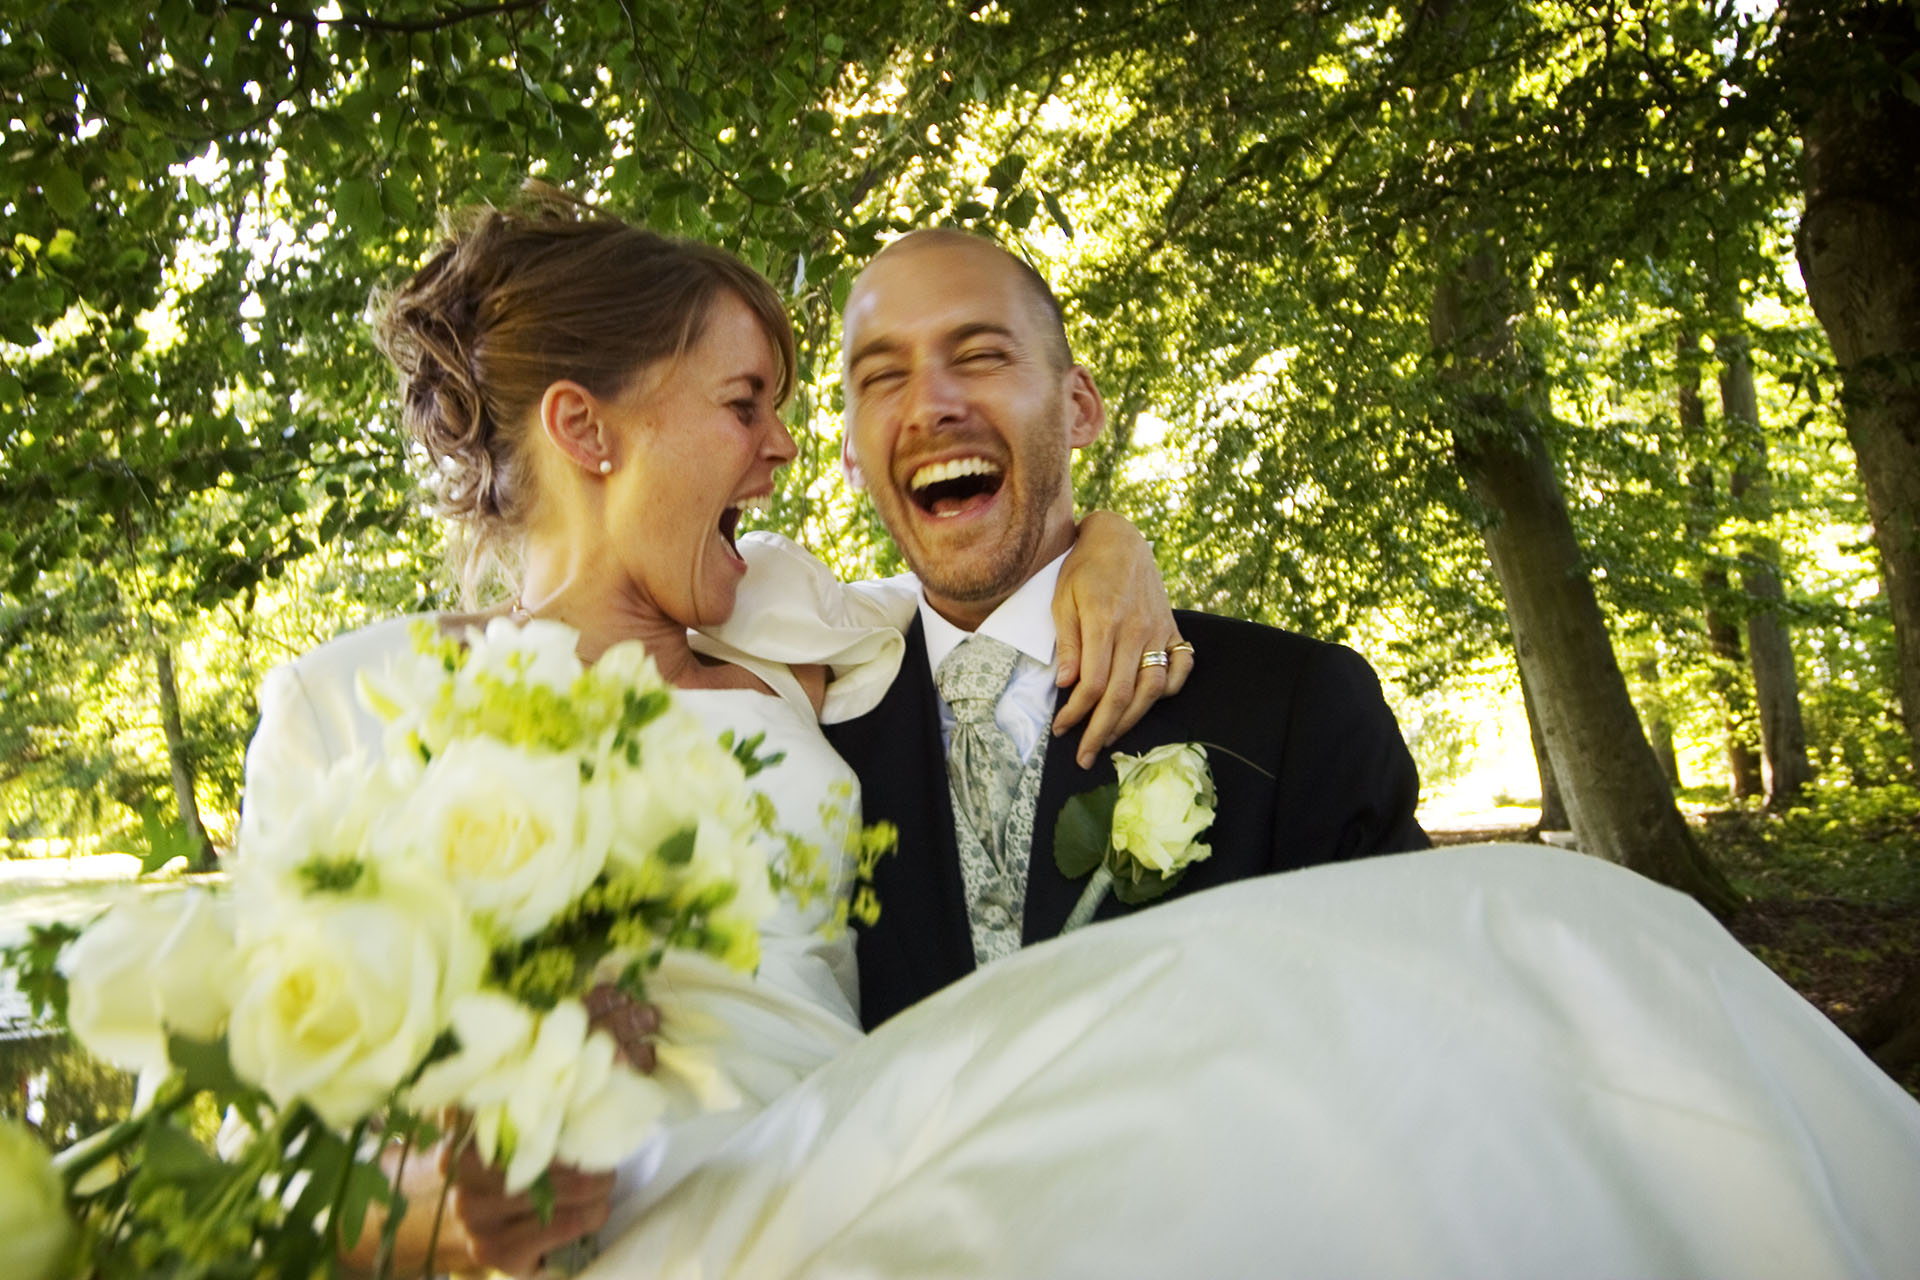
left=669, top=687, right=864, bottom=1024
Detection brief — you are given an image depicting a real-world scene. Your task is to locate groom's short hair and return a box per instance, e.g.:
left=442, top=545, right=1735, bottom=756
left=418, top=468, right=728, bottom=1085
left=864, top=229, right=1074, bottom=372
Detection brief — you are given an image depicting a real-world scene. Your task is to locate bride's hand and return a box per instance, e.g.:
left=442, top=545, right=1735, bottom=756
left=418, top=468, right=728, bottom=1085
left=1052, top=511, right=1193, bottom=767
left=585, top=982, right=661, bottom=1072
left=445, top=1142, right=615, bottom=1277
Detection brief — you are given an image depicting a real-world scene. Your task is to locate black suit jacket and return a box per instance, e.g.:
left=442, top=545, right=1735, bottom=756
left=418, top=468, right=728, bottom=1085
left=826, top=609, right=1429, bottom=1029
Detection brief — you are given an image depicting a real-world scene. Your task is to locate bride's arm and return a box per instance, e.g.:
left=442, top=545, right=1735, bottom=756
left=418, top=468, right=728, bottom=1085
left=701, top=517, right=1186, bottom=750
left=1053, top=511, right=1192, bottom=767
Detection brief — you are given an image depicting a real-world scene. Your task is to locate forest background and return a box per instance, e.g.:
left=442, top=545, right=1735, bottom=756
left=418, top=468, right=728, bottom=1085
left=3, top=0, right=1919, bottom=1085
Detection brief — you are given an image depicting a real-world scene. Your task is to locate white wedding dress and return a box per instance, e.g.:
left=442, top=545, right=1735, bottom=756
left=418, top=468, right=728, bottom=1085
left=245, top=538, right=1920, bottom=1280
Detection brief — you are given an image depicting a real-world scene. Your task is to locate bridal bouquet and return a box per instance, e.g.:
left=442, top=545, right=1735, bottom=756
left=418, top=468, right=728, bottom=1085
left=3, top=618, right=830, bottom=1279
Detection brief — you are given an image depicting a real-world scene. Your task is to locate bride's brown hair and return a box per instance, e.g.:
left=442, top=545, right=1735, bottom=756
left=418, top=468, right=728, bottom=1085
left=373, top=181, right=796, bottom=601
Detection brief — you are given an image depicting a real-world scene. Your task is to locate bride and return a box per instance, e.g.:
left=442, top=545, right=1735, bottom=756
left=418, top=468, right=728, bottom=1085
left=246, top=190, right=1920, bottom=1278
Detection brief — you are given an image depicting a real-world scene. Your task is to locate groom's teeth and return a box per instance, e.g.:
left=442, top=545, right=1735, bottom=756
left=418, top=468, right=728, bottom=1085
left=910, top=458, right=1001, bottom=492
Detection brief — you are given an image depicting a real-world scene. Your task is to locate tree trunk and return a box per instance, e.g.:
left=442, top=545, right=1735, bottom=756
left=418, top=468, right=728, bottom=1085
left=1718, top=324, right=1814, bottom=807
left=155, top=644, right=216, bottom=871
left=1679, top=333, right=1765, bottom=797
left=1518, top=658, right=1570, bottom=833
left=1637, top=654, right=1682, bottom=791
left=1851, top=961, right=1920, bottom=1079
left=1433, top=250, right=1737, bottom=915
left=1787, top=0, right=1920, bottom=774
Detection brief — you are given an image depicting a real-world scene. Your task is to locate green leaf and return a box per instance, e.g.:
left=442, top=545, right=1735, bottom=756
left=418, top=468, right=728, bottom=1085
left=1003, top=190, right=1039, bottom=230
left=289, top=1124, right=351, bottom=1226
left=658, top=827, right=698, bottom=865
left=1052, top=785, right=1116, bottom=880
left=528, top=1170, right=557, bottom=1224
left=41, top=164, right=88, bottom=220
left=1040, top=188, right=1074, bottom=239
left=168, top=1033, right=248, bottom=1099
left=985, top=153, right=1027, bottom=191
left=124, top=801, right=208, bottom=874
left=337, top=179, right=381, bottom=234
left=739, top=169, right=788, bottom=204
left=337, top=1158, right=394, bottom=1249
left=1111, top=864, right=1185, bottom=906
left=139, top=1120, right=223, bottom=1182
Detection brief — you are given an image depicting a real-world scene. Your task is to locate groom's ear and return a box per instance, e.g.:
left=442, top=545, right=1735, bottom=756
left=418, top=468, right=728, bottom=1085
left=539, top=380, right=615, bottom=476
left=840, top=431, right=867, bottom=490
left=1065, top=366, right=1107, bottom=450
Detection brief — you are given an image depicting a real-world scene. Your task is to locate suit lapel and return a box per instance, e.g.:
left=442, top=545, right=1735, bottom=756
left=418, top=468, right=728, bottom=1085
left=839, top=618, right=976, bottom=1020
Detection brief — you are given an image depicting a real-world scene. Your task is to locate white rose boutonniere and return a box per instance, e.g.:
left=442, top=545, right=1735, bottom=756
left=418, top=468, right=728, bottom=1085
left=1055, top=742, right=1217, bottom=931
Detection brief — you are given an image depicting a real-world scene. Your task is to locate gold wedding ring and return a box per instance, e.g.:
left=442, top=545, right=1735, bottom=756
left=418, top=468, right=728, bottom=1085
left=1139, top=649, right=1171, bottom=670
left=1170, top=641, right=1194, bottom=656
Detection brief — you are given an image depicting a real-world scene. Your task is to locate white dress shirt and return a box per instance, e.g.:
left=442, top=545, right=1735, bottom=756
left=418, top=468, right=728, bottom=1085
left=919, top=551, right=1067, bottom=764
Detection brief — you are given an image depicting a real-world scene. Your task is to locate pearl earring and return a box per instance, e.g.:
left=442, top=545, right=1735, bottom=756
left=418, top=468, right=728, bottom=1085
left=598, top=459, right=613, bottom=475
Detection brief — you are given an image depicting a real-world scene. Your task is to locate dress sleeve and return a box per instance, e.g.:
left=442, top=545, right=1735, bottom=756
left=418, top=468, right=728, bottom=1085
left=693, top=532, right=913, bottom=723
left=237, top=661, right=335, bottom=853
left=237, top=619, right=412, bottom=854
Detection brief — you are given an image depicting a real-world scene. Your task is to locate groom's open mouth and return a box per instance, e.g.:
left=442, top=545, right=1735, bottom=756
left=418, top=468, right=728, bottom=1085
left=720, top=494, right=771, bottom=556
left=909, top=457, right=1004, bottom=519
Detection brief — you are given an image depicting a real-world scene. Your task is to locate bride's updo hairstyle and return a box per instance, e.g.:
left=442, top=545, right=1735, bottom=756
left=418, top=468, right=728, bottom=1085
left=374, top=181, right=796, bottom=600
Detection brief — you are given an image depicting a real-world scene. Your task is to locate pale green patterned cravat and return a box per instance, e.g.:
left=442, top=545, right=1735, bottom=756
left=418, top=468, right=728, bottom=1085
left=936, top=634, right=1026, bottom=871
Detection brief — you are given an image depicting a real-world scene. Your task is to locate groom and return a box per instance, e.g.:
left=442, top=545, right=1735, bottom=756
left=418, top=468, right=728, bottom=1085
left=826, top=230, right=1428, bottom=1029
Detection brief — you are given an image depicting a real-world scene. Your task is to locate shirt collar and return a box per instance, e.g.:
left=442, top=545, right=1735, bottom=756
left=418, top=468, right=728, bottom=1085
left=919, top=549, right=1068, bottom=677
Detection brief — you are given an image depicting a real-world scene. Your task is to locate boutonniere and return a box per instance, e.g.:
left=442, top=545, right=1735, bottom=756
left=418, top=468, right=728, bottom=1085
left=1054, top=742, right=1217, bottom=931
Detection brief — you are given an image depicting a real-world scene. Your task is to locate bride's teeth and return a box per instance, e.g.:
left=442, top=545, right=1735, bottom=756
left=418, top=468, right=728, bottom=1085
left=910, top=457, right=1002, bottom=492
left=733, top=494, right=772, bottom=513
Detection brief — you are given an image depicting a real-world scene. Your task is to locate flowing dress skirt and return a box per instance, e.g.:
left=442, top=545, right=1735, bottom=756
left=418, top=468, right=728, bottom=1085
left=586, top=845, right=1920, bottom=1279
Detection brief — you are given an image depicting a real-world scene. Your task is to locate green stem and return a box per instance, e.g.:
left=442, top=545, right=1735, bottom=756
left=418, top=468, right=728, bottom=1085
left=1191, top=739, right=1275, bottom=781
left=1063, top=866, right=1114, bottom=932
left=52, top=1077, right=192, bottom=1190
left=323, top=1118, right=370, bottom=1266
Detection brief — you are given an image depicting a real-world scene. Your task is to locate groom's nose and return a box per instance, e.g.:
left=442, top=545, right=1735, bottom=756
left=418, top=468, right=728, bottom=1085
left=900, top=362, right=967, bottom=436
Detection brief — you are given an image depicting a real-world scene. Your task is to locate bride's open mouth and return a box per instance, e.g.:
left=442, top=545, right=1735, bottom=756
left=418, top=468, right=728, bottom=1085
left=720, top=494, right=771, bottom=558
left=910, top=457, right=1004, bottom=519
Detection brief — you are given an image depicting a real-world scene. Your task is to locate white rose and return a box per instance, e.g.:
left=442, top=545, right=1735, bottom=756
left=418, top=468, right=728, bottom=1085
left=462, top=616, right=585, bottom=696
left=381, top=736, right=613, bottom=941
left=605, top=710, right=761, bottom=876
left=239, top=750, right=418, bottom=874
left=357, top=622, right=460, bottom=754
left=1109, top=743, right=1216, bottom=875
left=408, top=993, right=668, bottom=1193
left=0, top=1117, right=73, bottom=1280
left=226, top=862, right=486, bottom=1130
left=589, top=638, right=671, bottom=700
left=61, top=887, right=237, bottom=1074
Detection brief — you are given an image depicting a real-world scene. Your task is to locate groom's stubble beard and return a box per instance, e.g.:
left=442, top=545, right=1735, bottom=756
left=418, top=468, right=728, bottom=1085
left=878, top=387, right=1076, bottom=617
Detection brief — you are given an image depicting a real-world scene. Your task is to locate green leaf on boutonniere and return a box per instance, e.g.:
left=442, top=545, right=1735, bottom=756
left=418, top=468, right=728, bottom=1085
left=1053, top=784, right=1117, bottom=879
left=1111, top=864, right=1185, bottom=906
